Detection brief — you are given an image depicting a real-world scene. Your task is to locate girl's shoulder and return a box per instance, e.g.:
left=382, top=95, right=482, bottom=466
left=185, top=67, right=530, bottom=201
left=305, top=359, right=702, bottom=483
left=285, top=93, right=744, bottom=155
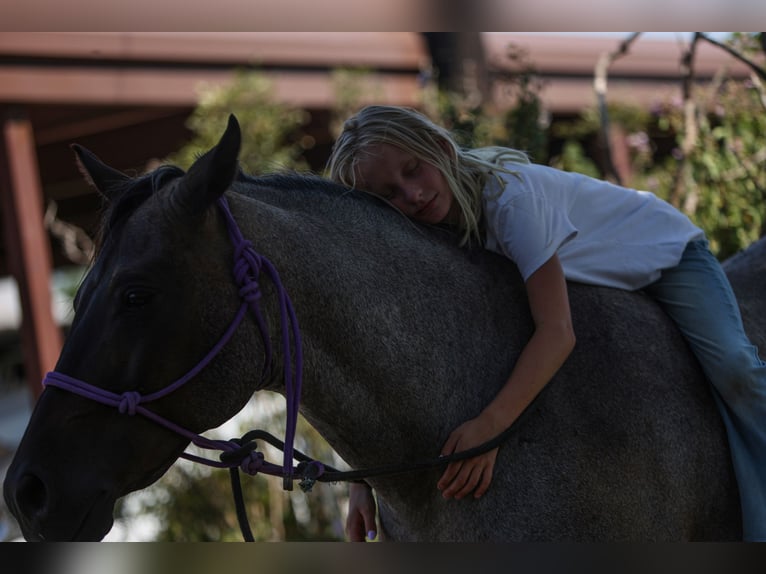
left=498, top=161, right=583, bottom=183
left=484, top=162, right=580, bottom=202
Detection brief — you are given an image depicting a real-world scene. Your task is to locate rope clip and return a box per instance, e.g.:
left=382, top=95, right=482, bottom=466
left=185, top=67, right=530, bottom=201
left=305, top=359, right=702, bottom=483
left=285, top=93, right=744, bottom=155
left=297, top=460, right=325, bottom=493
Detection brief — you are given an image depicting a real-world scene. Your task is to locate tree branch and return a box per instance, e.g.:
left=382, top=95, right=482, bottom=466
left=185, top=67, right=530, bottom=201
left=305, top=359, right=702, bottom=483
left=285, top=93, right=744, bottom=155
left=697, top=33, right=766, bottom=81
left=593, top=32, right=641, bottom=185
left=44, top=200, right=95, bottom=265
left=668, top=33, right=701, bottom=210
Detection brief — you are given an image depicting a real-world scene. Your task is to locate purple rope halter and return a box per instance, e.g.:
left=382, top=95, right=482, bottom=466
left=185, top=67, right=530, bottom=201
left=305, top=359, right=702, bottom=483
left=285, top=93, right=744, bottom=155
left=43, top=196, right=303, bottom=491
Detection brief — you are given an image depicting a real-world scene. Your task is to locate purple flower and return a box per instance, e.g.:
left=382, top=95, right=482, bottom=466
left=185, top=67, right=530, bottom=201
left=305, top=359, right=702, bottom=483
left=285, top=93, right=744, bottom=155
left=627, top=131, right=650, bottom=152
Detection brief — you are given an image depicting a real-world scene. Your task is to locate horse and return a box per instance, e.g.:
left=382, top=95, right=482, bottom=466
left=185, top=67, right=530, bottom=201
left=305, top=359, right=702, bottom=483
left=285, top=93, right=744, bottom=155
left=4, top=115, right=759, bottom=541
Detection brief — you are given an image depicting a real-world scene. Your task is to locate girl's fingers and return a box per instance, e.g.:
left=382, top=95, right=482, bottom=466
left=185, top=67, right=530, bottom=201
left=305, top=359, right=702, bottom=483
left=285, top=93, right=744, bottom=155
left=437, top=460, right=462, bottom=491
left=439, top=454, right=496, bottom=499
left=473, top=464, right=493, bottom=498
left=452, top=467, right=480, bottom=500
left=346, top=513, right=366, bottom=541
left=440, top=460, right=478, bottom=499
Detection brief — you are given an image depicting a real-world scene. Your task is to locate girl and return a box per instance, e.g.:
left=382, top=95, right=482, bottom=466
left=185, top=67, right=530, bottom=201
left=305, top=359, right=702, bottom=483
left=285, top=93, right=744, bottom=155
left=327, top=104, right=766, bottom=542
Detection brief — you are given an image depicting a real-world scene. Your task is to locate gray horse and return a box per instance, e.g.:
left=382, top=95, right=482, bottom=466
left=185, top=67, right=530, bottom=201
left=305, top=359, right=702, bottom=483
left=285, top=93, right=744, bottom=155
left=5, top=115, right=759, bottom=541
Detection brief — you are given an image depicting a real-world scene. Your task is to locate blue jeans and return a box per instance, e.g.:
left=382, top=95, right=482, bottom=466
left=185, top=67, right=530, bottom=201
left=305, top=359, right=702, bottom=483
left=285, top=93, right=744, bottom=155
left=645, top=239, right=766, bottom=541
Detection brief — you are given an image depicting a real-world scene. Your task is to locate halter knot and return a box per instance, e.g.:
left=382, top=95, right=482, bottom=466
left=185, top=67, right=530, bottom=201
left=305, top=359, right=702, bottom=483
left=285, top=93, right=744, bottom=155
left=233, top=241, right=264, bottom=306
left=240, top=451, right=265, bottom=476
left=118, top=391, right=142, bottom=416
left=238, top=282, right=262, bottom=305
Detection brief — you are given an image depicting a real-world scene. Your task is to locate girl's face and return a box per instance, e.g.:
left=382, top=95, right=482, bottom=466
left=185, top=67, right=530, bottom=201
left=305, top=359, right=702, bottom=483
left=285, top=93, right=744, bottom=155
left=353, top=143, right=459, bottom=225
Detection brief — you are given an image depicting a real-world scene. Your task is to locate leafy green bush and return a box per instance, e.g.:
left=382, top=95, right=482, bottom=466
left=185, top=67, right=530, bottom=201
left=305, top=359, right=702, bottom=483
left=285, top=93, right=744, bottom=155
left=166, top=70, right=311, bottom=174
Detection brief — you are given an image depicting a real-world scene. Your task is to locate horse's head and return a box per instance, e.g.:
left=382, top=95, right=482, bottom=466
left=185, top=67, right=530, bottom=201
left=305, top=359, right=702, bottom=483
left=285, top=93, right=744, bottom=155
left=4, top=116, right=265, bottom=541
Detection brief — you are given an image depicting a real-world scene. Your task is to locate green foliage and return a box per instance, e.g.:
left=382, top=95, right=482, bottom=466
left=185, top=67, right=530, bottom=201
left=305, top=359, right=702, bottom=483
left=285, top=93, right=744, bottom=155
left=727, top=32, right=765, bottom=57
left=329, top=68, right=384, bottom=140
left=166, top=70, right=311, bottom=174
left=497, top=45, right=550, bottom=162
left=420, top=44, right=549, bottom=161
left=549, top=140, right=601, bottom=178
left=551, top=102, right=656, bottom=175
left=658, top=78, right=766, bottom=258
left=546, top=35, right=766, bottom=260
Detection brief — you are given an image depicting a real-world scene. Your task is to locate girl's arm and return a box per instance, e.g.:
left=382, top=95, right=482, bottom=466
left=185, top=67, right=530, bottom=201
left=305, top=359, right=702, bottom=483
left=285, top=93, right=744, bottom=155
left=437, top=253, right=576, bottom=499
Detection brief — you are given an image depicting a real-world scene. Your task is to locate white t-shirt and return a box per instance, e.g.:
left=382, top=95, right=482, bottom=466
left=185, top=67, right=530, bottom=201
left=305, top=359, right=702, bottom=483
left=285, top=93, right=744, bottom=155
left=482, top=162, right=705, bottom=290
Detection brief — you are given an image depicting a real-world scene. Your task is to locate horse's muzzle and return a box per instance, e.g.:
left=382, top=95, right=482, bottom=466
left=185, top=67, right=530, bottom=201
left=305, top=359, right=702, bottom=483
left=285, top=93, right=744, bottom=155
left=4, top=466, right=113, bottom=541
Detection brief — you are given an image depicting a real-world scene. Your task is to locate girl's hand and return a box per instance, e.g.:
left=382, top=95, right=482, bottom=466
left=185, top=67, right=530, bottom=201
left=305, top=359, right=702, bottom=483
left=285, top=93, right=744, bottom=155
left=437, top=414, right=501, bottom=500
left=345, top=482, right=378, bottom=541
left=437, top=255, right=575, bottom=501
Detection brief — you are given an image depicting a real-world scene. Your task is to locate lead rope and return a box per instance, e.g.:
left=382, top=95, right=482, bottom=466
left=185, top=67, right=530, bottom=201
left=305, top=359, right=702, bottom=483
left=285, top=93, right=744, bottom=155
left=223, top=393, right=542, bottom=542
left=218, top=197, right=303, bottom=491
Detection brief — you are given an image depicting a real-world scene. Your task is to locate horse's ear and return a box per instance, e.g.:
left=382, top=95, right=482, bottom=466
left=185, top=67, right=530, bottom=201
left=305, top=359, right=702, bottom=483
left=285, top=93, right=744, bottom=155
left=72, top=144, right=131, bottom=201
left=175, top=114, right=241, bottom=216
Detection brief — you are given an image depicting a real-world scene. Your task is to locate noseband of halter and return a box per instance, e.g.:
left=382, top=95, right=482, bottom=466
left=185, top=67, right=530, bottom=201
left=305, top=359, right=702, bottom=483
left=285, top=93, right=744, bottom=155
left=43, top=196, right=303, bottom=491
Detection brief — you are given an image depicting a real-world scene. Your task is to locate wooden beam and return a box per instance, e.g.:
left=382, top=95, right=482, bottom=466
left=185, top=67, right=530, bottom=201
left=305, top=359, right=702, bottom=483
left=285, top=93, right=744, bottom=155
left=34, top=107, right=189, bottom=146
left=0, top=32, right=426, bottom=69
left=0, top=67, right=421, bottom=108
left=0, top=108, right=63, bottom=400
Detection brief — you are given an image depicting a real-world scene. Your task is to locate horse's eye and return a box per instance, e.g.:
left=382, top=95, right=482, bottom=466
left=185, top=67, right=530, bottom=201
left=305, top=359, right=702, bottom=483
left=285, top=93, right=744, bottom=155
left=123, top=290, right=153, bottom=308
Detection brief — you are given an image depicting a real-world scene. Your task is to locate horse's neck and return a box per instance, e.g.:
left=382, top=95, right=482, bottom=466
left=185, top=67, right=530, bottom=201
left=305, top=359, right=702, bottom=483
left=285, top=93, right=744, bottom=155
left=227, top=189, right=529, bottom=470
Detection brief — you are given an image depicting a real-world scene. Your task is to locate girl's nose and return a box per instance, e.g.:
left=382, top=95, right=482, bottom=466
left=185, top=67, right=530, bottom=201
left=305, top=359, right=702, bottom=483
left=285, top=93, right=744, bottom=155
left=400, top=183, right=422, bottom=205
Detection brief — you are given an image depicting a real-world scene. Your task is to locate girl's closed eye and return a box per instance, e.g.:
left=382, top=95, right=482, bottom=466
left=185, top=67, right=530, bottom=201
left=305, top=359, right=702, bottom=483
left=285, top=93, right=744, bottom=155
left=404, top=158, right=420, bottom=177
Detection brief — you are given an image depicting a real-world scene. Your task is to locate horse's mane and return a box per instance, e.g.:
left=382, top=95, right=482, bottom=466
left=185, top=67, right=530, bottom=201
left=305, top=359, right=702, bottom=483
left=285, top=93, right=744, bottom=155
left=93, top=164, right=466, bottom=262
left=234, top=170, right=466, bottom=247
left=236, top=170, right=349, bottom=196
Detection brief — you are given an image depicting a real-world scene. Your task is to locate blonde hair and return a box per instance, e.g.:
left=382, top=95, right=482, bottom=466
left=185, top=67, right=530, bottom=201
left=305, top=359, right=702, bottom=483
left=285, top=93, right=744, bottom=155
left=327, top=105, right=529, bottom=246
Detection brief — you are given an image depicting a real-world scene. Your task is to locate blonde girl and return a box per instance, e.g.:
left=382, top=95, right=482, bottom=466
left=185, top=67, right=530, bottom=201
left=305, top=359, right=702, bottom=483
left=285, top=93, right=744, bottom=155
left=327, top=105, right=766, bottom=542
